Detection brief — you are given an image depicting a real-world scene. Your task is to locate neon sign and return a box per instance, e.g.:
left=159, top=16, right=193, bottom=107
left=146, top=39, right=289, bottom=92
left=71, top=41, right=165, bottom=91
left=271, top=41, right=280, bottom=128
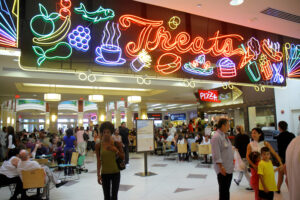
left=284, top=43, right=300, bottom=78
left=68, top=25, right=91, bottom=52
left=198, top=90, right=221, bottom=103
left=130, top=49, right=152, bottom=72
left=59, top=0, right=72, bottom=20
left=74, top=3, right=115, bottom=24
left=32, top=42, right=72, bottom=66
left=155, top=53, right=182, bottom=75
left=168, top=16, right=180, bottom=30
left=247, top=37, right=261, bottom=60
left=245, top=61, right=261, bottom=83
left=216, top=57, right=237, bottom=78
left=272, top=62, right=284, bottom=84
left=259, top=54, right=273, bottom=80
left=30, top=4, right=60, bottom=37
left=182, top=54, right=213, bottom=76
left=95, top=21, right=126, bottom=66
left=0, top=0, right=17, bottom=47
left=261, top=39, right=283, bottom=62
left=238, top=44, right=254, bottom=69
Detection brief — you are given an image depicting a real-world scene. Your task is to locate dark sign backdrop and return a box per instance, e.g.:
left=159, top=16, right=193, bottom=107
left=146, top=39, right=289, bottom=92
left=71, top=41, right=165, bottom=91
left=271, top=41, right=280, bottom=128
left=18, top=0, right=300, bottom=86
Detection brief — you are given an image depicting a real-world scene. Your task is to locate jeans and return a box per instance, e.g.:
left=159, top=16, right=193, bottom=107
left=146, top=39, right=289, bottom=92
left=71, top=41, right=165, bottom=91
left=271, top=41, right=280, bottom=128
left=0, top=174, right=25, bottom=198
left=123, top=144, right=129, bottom=164
left=64, top=147, right=74, bottom=175
left=102, top=172, right=120, bottom=200
left=217, top=173, right=233, bottom=200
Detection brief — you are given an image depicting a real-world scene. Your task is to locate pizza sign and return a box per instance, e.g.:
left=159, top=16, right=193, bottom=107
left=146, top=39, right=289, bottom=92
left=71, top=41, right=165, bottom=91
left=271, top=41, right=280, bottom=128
left=198, top=90, right=221, bottom=103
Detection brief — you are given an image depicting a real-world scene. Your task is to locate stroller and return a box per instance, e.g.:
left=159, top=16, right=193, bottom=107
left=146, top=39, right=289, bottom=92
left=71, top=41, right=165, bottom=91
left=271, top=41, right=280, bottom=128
left=77, top=154, right=88, bottom=173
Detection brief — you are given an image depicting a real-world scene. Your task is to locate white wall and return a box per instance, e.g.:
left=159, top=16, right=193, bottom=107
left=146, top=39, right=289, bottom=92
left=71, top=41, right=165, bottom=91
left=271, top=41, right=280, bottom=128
left=275, top=79, right=300, bottom=135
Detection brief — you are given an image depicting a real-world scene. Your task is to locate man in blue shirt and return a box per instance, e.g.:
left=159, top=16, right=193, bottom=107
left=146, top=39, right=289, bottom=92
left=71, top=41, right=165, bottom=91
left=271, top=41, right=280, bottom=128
left=211, top=118, right=234, bottom=200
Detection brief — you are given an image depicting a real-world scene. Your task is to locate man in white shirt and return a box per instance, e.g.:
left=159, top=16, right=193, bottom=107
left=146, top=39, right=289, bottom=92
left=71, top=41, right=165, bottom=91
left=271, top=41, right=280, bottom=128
left=169, top=124, right=176, bottom=137
left=17, top=150, right=67, bottom=199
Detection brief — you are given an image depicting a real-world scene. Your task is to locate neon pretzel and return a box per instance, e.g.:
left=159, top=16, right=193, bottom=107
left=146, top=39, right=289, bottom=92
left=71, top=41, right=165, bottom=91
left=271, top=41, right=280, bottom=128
left=216, top=57, right=237, bottom=78
left=95, top=21, right=126, bottom=66
left=284, top=43, right=300, bottom=78
left=245, top=61, right=261, bottom=82
left=261, top=39, right=283, bottom=62
left=0, top=0, right=17, bottom=47
left=259, top=54, right=273, bottom=80
left=182, top=54, right=213, bottom=76
left=238, top=44, right=254, bottom=69
left=272, top=62, right=284, bottom=84
left=119, top=15, right=244, bottom=58
left=59, top=0, right=71, bottom=20
left=155, top=53, right=182, bottom=75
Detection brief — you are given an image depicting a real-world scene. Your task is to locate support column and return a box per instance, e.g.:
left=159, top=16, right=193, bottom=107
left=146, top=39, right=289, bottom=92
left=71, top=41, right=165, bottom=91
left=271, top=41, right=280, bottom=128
left=115, top=109, right=121, bottom=128
left=125, top=107, right=133, bottom=129
left=234, top=109, right=244, bottom=129
left=138, top=102, right=148, bottom=120
left=106, top=111, right=112, bottom=123
left=49, top=102, right=58, bottom=133
left=248, top=106, right=257, bottom=131
left=78, top=100, right=84, bottom=127
left=97, top=102, right=106, bottom=124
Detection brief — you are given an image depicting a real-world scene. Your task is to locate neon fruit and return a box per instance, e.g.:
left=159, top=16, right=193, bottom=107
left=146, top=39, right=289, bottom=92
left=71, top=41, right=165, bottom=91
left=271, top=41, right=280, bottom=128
left=130, top=49, right=152, bottom=72
left=245, top=61, right=261, bottom=82
left=119, top=15, right=244, bottom=58
left=0, top=0, right=17, bottom=47
left=32, top=42, right=72, bottom=66
left=95, top=21, right=125, bottom=66
left=155, top=53, right=182, bottom=75
left=33, top=16, right=71, bottom=46
left=272, top=62, right=284, bottom=84
left=74, top=3, right=115, bottom=24
left=238, top=44, right=254, bottom=69
left=68, top=25, right=91, bottom=52
left=182, top=54, right=213, bottom=76
left=59, top=0, right=72, bottom=20
left=216, top=57, right=237, bottom=78
left=261, top=39, right=283, bottom=62
left=247, top=37, right=261, bottom=60
left=168, top=16, right=181, bottom=30
left=259, top=54, right=273, bottom=80
left=284, top=43, right=300, bottom=78
left=30, top=4, right=60, bottom=37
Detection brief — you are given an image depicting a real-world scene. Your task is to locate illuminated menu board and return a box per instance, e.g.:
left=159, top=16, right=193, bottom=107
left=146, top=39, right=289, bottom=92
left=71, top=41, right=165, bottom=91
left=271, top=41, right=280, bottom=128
left=18, top=0, right=300, bottom=85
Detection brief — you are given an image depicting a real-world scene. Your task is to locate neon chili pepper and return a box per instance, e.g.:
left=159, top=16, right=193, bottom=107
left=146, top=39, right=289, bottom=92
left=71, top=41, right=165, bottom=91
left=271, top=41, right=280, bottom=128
left=32, top=42, right=73, bottom=66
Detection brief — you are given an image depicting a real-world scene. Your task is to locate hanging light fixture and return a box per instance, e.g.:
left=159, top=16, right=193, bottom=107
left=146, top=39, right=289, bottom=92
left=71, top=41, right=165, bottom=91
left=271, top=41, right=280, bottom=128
left=128, top=96, right=142, bottom=103
left=44, top=93, right=61, bottom=101
left=229, top=0, right=244, bottom=6
left=88, top=95, right=104, bottom=102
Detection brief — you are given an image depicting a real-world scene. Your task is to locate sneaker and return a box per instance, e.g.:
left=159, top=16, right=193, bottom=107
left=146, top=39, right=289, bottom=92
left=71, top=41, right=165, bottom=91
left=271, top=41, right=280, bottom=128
left=246, top=187, right=253, bottom=191
left=56, top=180, right=68, bottom=188
left=234, top=179, right=240, bottom=186
left=276, top=190, right=281, bottom=194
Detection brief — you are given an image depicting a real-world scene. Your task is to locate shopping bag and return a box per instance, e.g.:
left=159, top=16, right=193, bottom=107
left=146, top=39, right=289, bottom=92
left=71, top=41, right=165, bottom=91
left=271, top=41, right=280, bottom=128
left=234, top=150, right=245, bottom=171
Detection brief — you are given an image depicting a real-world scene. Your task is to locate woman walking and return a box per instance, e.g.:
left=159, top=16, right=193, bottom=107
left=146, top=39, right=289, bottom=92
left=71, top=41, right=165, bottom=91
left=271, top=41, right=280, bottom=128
left=96, top=122, right=124, bottom=200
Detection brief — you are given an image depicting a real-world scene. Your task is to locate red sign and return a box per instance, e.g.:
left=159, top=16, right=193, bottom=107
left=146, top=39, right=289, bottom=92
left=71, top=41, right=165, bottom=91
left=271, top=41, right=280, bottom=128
left=198, top=90, right=221, bottom=103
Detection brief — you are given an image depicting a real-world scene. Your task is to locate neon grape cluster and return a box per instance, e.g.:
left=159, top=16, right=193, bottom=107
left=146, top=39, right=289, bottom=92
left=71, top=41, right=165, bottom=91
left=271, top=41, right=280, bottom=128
left=68, top=25, right=91, bottom=52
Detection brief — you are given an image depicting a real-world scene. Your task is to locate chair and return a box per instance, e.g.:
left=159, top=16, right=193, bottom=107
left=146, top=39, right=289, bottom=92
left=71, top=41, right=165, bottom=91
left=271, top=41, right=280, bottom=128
left=22, top=169, right=48, bottom=199
left=58, top=152, right=80, bottom=180
left=190, top=143, right=198, bottom=152
left=198, top=144, right=212, bottom=163
left=34, top=159, right=49, bottom=165
left=177, top=143, right=188, bottom=162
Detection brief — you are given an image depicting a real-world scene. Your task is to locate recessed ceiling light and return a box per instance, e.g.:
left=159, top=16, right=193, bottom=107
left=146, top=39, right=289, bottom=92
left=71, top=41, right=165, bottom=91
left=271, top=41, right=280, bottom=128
left=230, top=0, right=244, bottom=6
left=196, top=4, right=202, bottom=7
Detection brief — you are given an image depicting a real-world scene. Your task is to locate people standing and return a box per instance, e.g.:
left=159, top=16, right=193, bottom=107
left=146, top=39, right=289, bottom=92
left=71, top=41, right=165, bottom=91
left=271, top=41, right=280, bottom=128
left=233, top=125, right=251, bottom=189
left=276, top=121, right=295, bottom=193
left=211, top=118, right=234, bottom=200
left=76, top=127, right=87, bottom=156
left=6, top=126, right=16, bottom=159
left=95, top=122, right=124, bottom=200
left=0, top=127, right=7, bottom=161
left=87, top=127, right=95, bottom=152
left=169, top=123, right=176, bottom=137
left=112, top=128, right=122, bottom=143
left=119, top=122, right=129, bottom=166
left=63, top=128, right=76, bottom=175
left=285, top=135, right=300, bottom=200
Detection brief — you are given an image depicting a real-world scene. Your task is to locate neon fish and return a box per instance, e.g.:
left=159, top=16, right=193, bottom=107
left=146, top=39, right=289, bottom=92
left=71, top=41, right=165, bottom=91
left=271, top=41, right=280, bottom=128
left=74, top=3, right=115, bottom=24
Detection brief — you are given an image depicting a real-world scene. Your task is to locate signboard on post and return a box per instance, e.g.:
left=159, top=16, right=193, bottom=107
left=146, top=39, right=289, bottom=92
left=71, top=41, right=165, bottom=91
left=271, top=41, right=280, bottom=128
left=136, top=119, right=154, bottom=152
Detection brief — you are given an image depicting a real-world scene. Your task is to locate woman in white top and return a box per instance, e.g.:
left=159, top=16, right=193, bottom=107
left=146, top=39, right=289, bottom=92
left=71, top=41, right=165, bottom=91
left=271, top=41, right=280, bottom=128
left=246, top=128, right=282, bottom=169
left=112, top=128, right=122, bottom=143
left=6, top=126, right=16, bottom=159
left=201, top=135, right=211, bottom=145
left=177, top=134, right=187, bottom=161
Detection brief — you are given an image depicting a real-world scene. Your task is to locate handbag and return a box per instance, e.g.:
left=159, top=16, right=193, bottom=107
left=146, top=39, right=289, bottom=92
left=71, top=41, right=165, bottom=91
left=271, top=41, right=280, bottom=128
left=114, top=142, right=126, bottom=170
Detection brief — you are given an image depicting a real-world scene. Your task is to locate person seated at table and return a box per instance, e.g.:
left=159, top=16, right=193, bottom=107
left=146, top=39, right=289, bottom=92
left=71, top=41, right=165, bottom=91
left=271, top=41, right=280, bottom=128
left=35, top=141, right=49, bottom=158
left=0, top=148, right=28, bottom=200
left=177, top=134, right=187, bottom=161
left=53, top=141, right=64, bottom=165
left=195, top=133, right=203, bottom=144
left=200, top=135, right=211, bottom=163
left=17, top=150, right=67, bottom=200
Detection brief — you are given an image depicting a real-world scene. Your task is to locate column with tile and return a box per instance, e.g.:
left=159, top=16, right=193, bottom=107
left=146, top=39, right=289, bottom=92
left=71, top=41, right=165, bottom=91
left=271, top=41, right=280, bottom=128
left=49, top=102, right=58, bottom=133
left=78, top=100, right=84, bottom=127
left=125, top=107, right=133, bottom=129
left=97, top=102, right=106, bottom=124
left=138, top=102, right=148, bottom=120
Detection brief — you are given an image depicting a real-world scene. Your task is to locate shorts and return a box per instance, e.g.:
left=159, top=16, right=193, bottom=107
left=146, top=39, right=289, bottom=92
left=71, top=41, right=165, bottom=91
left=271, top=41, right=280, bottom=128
left=259, top=190, right=274, bottom=200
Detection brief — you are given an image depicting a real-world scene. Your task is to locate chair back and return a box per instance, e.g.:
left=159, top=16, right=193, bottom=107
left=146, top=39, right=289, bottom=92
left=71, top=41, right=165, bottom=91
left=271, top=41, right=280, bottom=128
left=191, top=143, right=198, bottom=152
left=154, top=141, right=157, bottom=148
left=166, top=141, right=172, bottom=148
left=198, top=144, right=212, bottom=155
left=71, top=152, right=79, bottom=166
left=34, top=159, right=49, bottom=165
left=177, top=143, right=188, bottom=154
left=22, top=169, right=45, bottom=189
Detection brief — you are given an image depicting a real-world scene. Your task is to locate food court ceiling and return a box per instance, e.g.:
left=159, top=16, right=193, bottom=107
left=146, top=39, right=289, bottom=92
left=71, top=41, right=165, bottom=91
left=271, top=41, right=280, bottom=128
left=134, top=0, right=300, bottom=39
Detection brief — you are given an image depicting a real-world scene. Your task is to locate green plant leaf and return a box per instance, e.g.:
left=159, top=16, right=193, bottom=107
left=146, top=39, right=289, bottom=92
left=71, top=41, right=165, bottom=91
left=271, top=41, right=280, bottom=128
left=39, top=4, right=48, bottom=17
left=49, top=13, right=60, bottom=20
left=32, top=46, right=45, bottom=56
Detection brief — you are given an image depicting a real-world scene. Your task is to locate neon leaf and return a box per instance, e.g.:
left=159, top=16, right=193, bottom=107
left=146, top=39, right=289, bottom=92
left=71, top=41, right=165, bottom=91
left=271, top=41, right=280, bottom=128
left=37, top=56, right=46, bottom=66
left=48, top=13, right=60, bottom=20
left=32, top=46, right=45, bottom=56
left=39, top=4, right=48, bottom=17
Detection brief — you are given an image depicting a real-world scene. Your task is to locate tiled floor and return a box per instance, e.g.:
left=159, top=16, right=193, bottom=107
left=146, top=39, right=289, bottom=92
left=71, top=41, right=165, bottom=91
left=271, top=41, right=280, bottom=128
left=0, top=153, right=290, bottom=200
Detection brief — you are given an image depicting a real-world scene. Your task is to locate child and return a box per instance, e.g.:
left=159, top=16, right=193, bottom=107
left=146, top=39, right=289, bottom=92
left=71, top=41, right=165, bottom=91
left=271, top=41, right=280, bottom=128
left=258, top=147, right=278, bottom=200
left=53, top=141, right=64, bottom=165
left=249, top=151, right=261, bottom=200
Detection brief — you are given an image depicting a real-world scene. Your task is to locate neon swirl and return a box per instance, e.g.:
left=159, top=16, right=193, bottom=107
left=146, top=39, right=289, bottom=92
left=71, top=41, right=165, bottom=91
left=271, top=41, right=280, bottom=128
left=30, top=4, right=60, bottom=38
left=68, top=25, right=91, bottom=52
left=59, top=0, right=72, bottom=20
left=259, top=54, right=273, bottom=80
left=245, top=61, right=261, bottom=82
left=272, top=62, right=284, bottom=84
left=284, top=43, right=300, bottom=78
left=216, top=57, right=237, bottom=78
left=182, top=54, right=213, bottom=76
left=119, top=15, right=244, bottom=58
left=0, top=0, right=17, bottom=47
left=155, top=53, right=182, bottom=75
left=95, top=21, right=125, bottom=66
left=74, top=3, right=115, bottom=24
left=261, top=39, right=283, bottom=62
left=168, top=16, right=181, bottom=30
